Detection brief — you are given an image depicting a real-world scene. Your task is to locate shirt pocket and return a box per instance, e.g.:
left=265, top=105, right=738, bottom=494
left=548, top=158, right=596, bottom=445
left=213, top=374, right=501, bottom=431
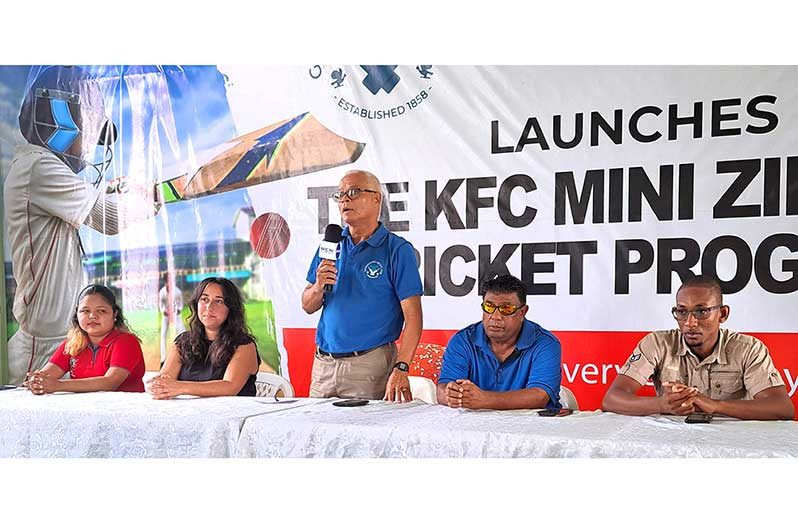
left=710, top=370, right=744, bottom=400
left=657, top=367, right=690, bottom=393
left=659, top=367, right=684, bottom=384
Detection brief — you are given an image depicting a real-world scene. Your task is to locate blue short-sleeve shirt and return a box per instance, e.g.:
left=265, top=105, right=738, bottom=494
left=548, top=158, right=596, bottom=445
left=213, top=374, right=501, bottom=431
left=439, top=319, right=562, bottom=409
left=307, top=223, right=423, bottom=353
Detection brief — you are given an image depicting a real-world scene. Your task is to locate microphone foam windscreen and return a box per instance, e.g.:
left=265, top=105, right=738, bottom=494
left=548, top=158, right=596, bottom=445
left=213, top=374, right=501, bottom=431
left=324, top=223, right=343, bottom=243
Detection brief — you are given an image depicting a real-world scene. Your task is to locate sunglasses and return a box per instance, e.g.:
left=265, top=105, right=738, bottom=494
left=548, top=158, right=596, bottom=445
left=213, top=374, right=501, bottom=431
left=481, top=301, right=524, bottom=316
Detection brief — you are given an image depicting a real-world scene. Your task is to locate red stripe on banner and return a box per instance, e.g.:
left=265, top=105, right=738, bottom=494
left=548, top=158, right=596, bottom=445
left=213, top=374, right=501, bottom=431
left=282, top=329, right=317, bottom=398
left=283, top=329, right=798, bottom=417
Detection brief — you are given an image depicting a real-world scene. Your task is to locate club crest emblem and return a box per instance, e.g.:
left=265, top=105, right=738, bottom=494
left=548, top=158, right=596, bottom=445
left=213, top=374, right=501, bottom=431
left=309, top=65, right=436, bottom=122
left=364, top=261, right=384, bottom=279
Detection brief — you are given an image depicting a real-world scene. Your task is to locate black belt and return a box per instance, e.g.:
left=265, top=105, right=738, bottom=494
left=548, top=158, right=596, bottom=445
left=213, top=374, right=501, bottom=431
left=317, top=346, right=382, bottom=359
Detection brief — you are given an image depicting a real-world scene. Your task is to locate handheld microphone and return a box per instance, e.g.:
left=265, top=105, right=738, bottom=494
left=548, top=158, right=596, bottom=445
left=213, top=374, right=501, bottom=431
left=320, top=223, right=343, bottom=293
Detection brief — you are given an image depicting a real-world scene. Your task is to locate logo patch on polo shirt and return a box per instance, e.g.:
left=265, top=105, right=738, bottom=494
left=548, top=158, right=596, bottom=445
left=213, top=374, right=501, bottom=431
left=364, top=260, right=384, bottom=279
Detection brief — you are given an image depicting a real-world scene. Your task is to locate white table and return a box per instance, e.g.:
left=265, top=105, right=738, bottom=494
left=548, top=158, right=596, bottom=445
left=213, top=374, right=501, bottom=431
left=236, top=399, right=798, bottom=458
left=3, top=390, right=795, bottom=458
left=0, top=389, right=311, bottom=458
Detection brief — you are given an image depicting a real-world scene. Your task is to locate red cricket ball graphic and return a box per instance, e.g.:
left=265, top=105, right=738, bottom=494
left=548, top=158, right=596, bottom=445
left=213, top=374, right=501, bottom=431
left=250, top=212, right=291, bottom=259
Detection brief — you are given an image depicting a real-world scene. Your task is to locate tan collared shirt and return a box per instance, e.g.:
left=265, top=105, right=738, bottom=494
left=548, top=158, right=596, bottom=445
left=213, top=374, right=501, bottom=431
left=619, top=328, right=784, bottom=400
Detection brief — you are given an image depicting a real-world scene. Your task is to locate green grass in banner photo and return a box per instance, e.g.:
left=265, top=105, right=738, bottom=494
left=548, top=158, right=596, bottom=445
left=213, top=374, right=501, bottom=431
left=7, top=321, right=18, bottom=339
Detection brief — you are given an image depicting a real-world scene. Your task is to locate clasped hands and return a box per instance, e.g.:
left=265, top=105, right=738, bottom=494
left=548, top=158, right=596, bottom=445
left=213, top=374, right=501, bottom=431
left=659, top=381, right=717, bottom=415
left=147, top=373, right=181, bottom=400
left=444, top=379, right=489, bottom=409
left=22, top=371, right=59, bottom=395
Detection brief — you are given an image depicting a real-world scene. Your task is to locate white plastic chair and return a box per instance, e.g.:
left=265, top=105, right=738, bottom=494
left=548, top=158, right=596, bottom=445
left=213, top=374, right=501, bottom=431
left=559, top=385, right=579, bottom=410
left=255, top=372, right=295, bottom=398
left=408, top=375, right=438, bottom=404
left=142, top=371, right=158, bottom=392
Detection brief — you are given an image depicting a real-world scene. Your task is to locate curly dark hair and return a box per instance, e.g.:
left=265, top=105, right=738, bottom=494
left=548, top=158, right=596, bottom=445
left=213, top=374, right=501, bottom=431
left=176, top=277, right=256, bottom=368
left=480, top=274, right=527, bottom=305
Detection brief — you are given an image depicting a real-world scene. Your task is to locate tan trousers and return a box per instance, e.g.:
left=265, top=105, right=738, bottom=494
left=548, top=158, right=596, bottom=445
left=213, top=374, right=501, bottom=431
left=309, top=343, right=397, bottom=399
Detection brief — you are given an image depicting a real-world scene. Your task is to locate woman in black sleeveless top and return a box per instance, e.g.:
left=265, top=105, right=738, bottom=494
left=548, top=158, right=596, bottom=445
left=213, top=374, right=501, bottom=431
left=148, top=277, right=260, bottom=398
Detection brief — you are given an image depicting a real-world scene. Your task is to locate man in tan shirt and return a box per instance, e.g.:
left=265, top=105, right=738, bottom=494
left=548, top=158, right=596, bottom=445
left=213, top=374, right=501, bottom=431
left=602, top=275, right=794, bottom=420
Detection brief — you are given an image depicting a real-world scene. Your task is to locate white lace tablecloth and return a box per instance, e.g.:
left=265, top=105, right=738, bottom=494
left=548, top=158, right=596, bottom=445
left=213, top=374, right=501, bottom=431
left=3, top=390, right=794, bottom=458
left=236, top=400, right=798, bottom=458
left=0, top=389, right=310, bottom=458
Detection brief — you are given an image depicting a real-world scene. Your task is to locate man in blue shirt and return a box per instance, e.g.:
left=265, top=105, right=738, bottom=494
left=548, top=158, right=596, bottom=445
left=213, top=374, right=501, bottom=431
left=302, top=170, right=423, bottom=401
left=437, top=274, right=562, bottom=410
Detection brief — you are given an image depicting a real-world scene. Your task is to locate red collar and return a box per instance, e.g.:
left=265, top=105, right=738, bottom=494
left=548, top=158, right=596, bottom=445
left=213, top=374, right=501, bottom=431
left=90, top=329, right=122, bottom=349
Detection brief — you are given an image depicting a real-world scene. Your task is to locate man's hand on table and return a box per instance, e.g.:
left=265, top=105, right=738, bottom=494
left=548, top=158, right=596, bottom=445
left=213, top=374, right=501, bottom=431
left=384, top=368, right=413, bottom=402
left=659, top=381, right=699, bottom=415
left=444, top=379, right=490, bottom=409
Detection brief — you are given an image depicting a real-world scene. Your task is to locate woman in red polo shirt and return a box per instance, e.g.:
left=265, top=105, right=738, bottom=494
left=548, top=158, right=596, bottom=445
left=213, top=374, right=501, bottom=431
left=23, top=284, right=145, bottom=394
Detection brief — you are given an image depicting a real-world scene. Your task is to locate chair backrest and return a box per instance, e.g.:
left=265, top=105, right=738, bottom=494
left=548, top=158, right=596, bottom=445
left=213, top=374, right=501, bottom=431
left=559, top=385, right=579, bottom=410
left=255, top=372, right=295, bottom=398
left=408, top=375, right=438, bottom=404
left=142, top=371, right=159, bottom=392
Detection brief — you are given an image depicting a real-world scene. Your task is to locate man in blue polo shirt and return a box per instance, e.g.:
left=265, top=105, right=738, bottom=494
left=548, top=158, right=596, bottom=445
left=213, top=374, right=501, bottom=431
left=302, top=169, right=423, bottom=401
left=437, top=274, right=562, bottom=410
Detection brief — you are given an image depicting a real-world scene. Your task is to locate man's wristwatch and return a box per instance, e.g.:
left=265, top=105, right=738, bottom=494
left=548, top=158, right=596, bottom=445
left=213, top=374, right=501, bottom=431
left=393, top=361, right=410, bottom=373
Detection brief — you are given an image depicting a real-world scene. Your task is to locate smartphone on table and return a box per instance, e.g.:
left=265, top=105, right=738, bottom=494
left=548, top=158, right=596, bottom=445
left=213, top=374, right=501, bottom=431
left=332, top=399, right=369, bottom=407
left=537, top=408, right=573, bottom=417
left=685, top=412, right=713, bottom=423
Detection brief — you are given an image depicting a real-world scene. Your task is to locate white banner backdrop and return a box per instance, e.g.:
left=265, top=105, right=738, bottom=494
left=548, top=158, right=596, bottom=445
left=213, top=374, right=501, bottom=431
left=221, top=65, right=797, bottom=330
left=215, top=65, right=797, bottom=404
